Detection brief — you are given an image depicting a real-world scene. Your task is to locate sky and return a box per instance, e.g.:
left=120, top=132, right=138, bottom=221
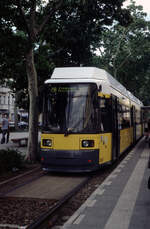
left=124, top=0, right=150, bottom=18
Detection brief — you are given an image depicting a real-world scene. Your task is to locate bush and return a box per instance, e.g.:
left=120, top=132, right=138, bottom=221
left=0, top=149, right=24, bottom=174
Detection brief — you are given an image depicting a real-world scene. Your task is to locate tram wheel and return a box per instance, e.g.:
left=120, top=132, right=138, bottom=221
left=148, top=176, right=150, bottom=189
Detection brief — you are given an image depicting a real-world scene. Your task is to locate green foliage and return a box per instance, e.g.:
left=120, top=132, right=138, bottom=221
left=15, top=89, right=29, bottom=110
left=42, top=0, right=132, bottom=66
left=0, top=0, right=133, bottom=109
left=93, top=1, right=150, bottom=105
left=0, top=0, right=132, bottom=70
left=0, top=149, right=24, bottom=174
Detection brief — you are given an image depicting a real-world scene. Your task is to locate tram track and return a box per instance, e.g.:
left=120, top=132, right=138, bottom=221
left=0, top=167, right=122, bottom=228
left=0, top=166, right=41, bottom=186
left=27, top=165, right=116, bottom=229
left=27, top=176, right=90, bottom=229
left=0, top=166, right=43, bottom=197
left=0, top=172, right=45, bottom=197
left=0, top=167, right=90, bottom=229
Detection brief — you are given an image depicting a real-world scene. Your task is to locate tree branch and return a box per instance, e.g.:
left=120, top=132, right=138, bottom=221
left=113, top=27, right=130, bottom=77
left=30, top=0, right=37, bottom=30
left=16, top=0, right=30, bottom=38
left=98, top=47, right=104, bottom=57
left=117, top=52, right=131, bottom=70
left=113, top=28, right=126, bottom=68
left=36, top=0, right=63, bottom=35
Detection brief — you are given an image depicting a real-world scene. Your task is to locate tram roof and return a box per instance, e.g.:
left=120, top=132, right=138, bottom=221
left=45, top=67, right=143, bottom=106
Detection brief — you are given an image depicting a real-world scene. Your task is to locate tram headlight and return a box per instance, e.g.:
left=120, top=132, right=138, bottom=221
left=43, top=139, right=52, bottom=147
left=82, top=140, right=94, bottom=147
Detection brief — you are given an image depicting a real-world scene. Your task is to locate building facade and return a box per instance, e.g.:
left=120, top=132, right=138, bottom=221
left=0, top=86, right=15, bottom=123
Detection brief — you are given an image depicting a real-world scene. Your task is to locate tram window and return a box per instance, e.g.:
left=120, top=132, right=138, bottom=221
left=43, top=83, right=100, bottom=134
left=100, top=98, right=112, bottom=132
left=136, top=109, right=141, bottom=124
left=119, top=105, right=131, bottom=129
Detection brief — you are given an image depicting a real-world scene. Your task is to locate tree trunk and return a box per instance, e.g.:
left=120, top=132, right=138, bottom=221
left=25, top=47, right=39, bottom=162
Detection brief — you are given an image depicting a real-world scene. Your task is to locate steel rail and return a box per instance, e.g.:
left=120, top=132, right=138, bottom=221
left=0, top=166, right=41, bottom=186
left=0, top=171, right=45, bottom=197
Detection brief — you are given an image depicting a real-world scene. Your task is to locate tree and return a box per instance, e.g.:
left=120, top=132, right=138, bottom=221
left=0, top=0, right=132, bottom=161
left=0, top=0, right=64, bottom=161
left=93, top=0, right=150, bottom=104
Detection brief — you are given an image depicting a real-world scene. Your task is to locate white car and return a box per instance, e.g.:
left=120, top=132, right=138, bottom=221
left=18, top=121, right=28, bottom=129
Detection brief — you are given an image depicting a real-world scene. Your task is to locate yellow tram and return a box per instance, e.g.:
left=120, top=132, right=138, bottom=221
left=40, top=67, right=143, bottom=172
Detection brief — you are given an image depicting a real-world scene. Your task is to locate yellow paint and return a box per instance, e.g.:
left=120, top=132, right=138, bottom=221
left=41, top=133, right=112, bottom=165
left=41, top=134, right=80, bottom=150
left=41, top=133, right=100, bottom=150
left=120, top=128, right=133, bottom=154
left=41, top=128, right=137, bottom=164
left=98, top=92, right=111, bottom=98
left=99, top=133, right=112, bottom=163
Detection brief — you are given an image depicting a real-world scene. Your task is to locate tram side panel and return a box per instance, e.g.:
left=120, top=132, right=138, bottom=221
left=103, top=96, right=133, bottom=157
left=120, top=128, right=133, bottom=154
left=99, top=133, right=112, bottom=165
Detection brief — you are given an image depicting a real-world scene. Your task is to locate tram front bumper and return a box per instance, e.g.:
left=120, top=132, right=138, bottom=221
left=40, top=149, right=99, bottom=172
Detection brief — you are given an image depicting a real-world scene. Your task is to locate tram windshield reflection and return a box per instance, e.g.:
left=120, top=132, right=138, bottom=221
left=43, top=83, right=99, bottom=134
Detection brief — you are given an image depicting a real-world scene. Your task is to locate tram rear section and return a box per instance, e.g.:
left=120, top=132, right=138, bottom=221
left=40, top=67, right=144, bottom=172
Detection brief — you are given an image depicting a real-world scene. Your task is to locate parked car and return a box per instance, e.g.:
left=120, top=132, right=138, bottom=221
left=18, top=121, right=28, bottom=129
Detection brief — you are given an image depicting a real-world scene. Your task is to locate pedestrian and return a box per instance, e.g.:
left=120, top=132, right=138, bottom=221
left=1, top=113, right=9, bottom=144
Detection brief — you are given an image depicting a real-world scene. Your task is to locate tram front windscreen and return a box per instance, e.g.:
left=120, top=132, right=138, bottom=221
left=42, top=83, right=99, bottom=134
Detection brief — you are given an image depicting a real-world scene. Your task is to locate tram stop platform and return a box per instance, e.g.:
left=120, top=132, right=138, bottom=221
left=62, top=138, right=150, bottom=229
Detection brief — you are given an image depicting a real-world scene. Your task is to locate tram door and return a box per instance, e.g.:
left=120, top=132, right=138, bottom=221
left=111, top=95, right=120, bottom=161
